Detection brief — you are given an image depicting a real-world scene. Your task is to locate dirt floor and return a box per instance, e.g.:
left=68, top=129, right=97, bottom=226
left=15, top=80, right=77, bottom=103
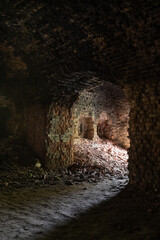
left=35, top=188, right=160, bottom=240
left=0, top=183, right=160, bottom=240
left=0, top=177, right=128, bottom=240
left=0, top=138, right=160, bottom=239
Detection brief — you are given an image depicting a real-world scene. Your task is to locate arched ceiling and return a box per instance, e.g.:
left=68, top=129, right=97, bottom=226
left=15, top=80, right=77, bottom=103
left=0, top=0, right=159, bottom=104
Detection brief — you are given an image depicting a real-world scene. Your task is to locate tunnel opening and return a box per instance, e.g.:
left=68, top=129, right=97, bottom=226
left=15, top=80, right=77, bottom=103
left=71, top=82, right=130, bottom=184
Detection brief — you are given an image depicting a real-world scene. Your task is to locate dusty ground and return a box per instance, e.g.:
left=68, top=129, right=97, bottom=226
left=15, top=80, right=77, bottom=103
left=0, top=182, right=160, bottom=240
left=0, top=138, right=159, bottom=239
left=36, top=189, right=160, bottom=240
left=0, top=177, right=128, bottom=240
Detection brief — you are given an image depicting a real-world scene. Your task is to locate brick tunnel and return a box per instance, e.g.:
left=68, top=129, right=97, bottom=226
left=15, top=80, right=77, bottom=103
left=0, top=1, right=160, bottom=239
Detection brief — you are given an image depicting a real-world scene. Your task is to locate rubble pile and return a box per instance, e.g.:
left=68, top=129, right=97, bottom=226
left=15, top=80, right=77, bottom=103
left=72, top=138, right=128, bottom=182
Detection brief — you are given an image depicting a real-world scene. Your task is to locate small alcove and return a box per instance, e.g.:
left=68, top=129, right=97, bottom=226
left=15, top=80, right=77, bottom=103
left=79, top=116, right=94, bottom=140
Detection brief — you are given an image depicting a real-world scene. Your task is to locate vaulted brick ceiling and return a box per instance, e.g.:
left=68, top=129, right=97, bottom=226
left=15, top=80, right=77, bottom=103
left=0, top=0, right=159, bottom=104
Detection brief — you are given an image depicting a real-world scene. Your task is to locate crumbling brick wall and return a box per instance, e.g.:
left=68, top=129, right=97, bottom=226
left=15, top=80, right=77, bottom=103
left=125, top=81, right=160, bottom=192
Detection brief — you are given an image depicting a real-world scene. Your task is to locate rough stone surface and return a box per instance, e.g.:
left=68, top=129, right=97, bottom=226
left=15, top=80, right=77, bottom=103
left=125, top=81, right=160, bottom=192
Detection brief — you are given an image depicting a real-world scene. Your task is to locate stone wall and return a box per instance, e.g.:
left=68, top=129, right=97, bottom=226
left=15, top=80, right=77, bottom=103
left=125, top=81, right=160, bottom=192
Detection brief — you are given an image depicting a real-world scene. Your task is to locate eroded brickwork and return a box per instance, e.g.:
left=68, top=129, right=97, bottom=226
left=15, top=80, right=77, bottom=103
left=125, top=81, right=160, bottom=192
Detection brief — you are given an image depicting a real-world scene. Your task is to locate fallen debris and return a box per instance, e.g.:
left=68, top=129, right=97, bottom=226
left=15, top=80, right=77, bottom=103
left=71, top=138, right=128, bottom=183
left=0, top=137, right=128, bottom=189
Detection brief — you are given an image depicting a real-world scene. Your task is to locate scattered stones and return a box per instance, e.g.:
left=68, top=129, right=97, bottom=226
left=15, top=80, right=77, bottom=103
left=0, top=137, right=128, bottom=190
left=73, top=138, right=128, bottom=181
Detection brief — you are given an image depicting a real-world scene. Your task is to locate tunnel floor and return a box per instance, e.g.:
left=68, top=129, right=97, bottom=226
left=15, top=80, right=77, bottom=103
left=0, top=177, right=127, bottom=240
left=35, top=188, right=160, bottom=240
left=0, top=138, right=159, bottom=239
left=0, top=183, right=160, bottom=240
left=0, top=137, right=130, bottom=239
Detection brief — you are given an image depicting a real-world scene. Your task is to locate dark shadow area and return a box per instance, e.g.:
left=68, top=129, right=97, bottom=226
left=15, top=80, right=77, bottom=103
left=97, top=119, right=111, bottom=140
left=0, top=107, right=10, bottom=138
left=34, top=188, right=160, bottom=240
